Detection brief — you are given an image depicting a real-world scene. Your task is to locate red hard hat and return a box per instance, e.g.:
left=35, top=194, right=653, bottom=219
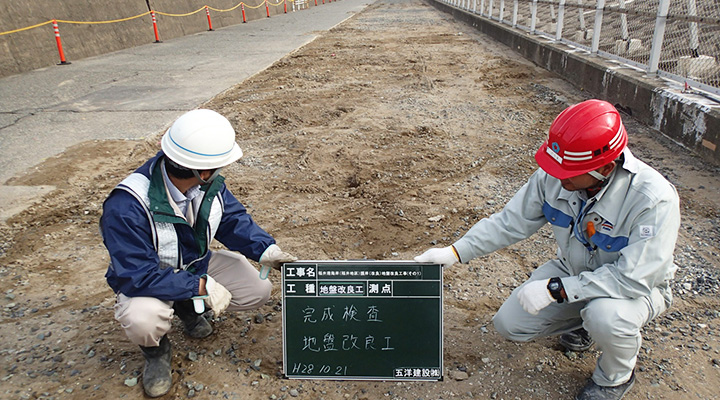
left=535, top=99, right=628, bottom=179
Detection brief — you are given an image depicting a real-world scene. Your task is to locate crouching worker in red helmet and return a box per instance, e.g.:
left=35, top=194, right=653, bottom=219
left=100, top=109, right=297, bottom=397
left=416, top=100, right=680, bottom=400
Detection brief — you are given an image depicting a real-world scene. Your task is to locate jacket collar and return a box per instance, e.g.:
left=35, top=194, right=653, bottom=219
left=555, top=148, right=641, bottom=222
left=148, top=157, right=183, bottom=222
left=145, top=152, right=225, bottom=257
left=619, top=148, right=640, bottom=174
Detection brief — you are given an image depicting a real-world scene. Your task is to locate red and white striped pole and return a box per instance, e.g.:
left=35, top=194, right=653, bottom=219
left=52, top=20, right=70, bottom=65
left=241, top=3, right=247, bottom=23
left=205, top=6, right=214, bottom=31
left=314, top=0, right=318, bottom=6
left=151, top=11, right=161, bottom=43
left=284, top=0, right=287, bottom=13
left=266, top=0, right=271, bottom=17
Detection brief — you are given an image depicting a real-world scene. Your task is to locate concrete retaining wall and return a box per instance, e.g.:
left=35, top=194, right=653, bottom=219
left=0, top=0, right=300, bottom=78
left=150, top=0, right=287, bottom=43
left=429, top=0, right=720, bottom=166
left=0, top=0, right=148, bottom=77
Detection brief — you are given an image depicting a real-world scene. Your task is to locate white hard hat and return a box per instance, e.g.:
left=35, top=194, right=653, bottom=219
left=161, top=109, right=243, bottom=170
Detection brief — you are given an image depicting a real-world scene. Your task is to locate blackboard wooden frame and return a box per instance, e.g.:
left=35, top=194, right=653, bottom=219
left=282, top=260, right=443, bottom=381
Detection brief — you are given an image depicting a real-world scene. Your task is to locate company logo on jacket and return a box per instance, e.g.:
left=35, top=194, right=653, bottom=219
left=600, top=220, right=614, bottom=233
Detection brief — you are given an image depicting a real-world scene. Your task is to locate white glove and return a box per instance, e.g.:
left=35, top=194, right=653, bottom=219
left=414, top=246, right=459, bottom=268
left=259, top=244, right=298, bottom=271
left=204, top=275, right=231, bottom=316
left=517, top=279, right=555, bottom=315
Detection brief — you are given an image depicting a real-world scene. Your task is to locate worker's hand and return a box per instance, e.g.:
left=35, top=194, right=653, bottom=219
left=203, top=275, right=231, bottom=316
left=259, top=244, right=298, bottom=271
left=517, top=279, right=555, bottom=315
left=414, top=246, right=459, bottom=268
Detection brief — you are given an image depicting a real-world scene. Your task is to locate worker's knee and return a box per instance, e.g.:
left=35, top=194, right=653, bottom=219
left=114, top=295, right=173, bottom=347
left=492, top=311, right=534, bottom=342
left=229, top=278, right=272, bottom=311
left=582, top=298, right=642, bottom=343
left=583, top=304, right=614, bottom=337
left=247, top=278, right=272, bottom=308
left=125, top=315, right=171, bottom=347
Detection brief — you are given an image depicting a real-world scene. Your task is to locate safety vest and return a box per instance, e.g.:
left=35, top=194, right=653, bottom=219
left=114, top=160, right=224, bottom=271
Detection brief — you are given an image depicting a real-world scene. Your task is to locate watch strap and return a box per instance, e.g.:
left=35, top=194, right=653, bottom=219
left=547, top=277, right=565, bottom=304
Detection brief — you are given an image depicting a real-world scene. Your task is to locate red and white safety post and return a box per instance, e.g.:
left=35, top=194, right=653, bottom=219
left=241, top=3, right=247, bottom=23
left=151, top=11, right=161, bottom=43
left=205, top=6, right=214, bottom=31
left=266, top=0, right=271, bottom=17
left=52, top=20, right=70, bottom=65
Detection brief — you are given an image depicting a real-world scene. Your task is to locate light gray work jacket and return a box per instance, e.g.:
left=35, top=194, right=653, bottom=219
left=453, top=149, right=681, bottom=305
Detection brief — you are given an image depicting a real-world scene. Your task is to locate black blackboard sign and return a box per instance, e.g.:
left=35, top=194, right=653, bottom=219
left=282, top=261, right=443, bottom=381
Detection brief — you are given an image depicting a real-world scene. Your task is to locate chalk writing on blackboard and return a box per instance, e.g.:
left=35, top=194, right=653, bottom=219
left=282, top=261, right=443, bottom=381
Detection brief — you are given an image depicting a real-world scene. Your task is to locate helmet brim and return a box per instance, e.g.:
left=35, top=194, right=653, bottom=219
left=535, top=141, right=596, bottom=180
left=161, top=131, right=243, bottom=170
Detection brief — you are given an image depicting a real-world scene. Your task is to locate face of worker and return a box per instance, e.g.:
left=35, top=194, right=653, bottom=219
left=559, top=161, right=616, bottom=192
left=560, top=173, right=601, bottom=191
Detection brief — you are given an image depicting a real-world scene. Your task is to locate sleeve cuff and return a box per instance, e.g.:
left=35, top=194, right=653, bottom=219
left=193, top=274, right=204, bottom=297
left=452, top=239, right=471, bottom=264
left=560, top=276, right=583, bottom=303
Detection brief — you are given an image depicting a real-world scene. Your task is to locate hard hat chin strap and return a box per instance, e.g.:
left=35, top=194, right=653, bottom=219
left=587, top=170, right=608, bottom=181
left=585, top=164, right=617, bottom=196
left=193, top=168, right=222, bottom=185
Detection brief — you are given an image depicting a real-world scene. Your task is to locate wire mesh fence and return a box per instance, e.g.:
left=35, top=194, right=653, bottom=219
left=664, top=0, right=720, bottom=88
left=447, top=0, right=720, bottom=96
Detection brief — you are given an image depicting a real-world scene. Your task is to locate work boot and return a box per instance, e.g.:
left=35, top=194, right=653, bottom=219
left=173, top=300, right=213, bottom=338
left=560, top=328, right=594, bottom=352
left=139, top=335, right=172, bottom=398
left=575, top=371, right=636, bottom=400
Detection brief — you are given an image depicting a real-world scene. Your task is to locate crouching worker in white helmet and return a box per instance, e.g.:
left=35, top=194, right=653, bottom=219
left=100, top=109, right=297, bottom=397
left=415, top=100, right=681, bottom=400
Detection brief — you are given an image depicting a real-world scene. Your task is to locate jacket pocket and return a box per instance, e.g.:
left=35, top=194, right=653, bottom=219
left=591, top=232, right=629, bottom=252
left=542, top=202, right=573, bottom=228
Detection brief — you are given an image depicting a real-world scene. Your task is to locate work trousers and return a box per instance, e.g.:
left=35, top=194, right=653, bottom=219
left=492, top=259, right=667, bottom=387
left=114, top=250, right=272, bottom=347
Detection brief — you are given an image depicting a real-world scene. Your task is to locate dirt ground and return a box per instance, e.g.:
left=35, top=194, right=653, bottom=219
left=2, top=0, right=720, bottom=399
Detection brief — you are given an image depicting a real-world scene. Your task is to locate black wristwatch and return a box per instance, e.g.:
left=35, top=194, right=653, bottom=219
left=547, top=277, right=565, bottom=304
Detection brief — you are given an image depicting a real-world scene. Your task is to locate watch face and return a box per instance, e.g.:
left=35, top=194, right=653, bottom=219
left=548, top=282, right=560, bottom=291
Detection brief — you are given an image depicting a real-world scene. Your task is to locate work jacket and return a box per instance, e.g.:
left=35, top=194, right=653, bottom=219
left=101, top=152, right=275, bottom=301
left=453, top=149, right=681, bottom=305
